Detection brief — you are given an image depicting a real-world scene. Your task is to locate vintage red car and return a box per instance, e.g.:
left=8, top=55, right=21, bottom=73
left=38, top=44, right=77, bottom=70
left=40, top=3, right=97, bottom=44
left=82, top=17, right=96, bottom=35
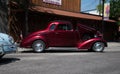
left=20, top=20, right=107, bottom=52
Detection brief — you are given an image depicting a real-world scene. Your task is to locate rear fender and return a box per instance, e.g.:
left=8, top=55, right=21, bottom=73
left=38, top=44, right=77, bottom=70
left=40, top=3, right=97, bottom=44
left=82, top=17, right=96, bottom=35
left=77, top=38, right=107, bottom=49
left=20, top=36, right=47, bottom=48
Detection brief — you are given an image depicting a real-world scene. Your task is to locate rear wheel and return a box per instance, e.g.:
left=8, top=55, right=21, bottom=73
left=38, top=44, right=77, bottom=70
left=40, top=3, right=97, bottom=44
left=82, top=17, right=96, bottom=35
left=32, top=40, right=46, bottom=53
left=91, top=42, right=105, bottom=52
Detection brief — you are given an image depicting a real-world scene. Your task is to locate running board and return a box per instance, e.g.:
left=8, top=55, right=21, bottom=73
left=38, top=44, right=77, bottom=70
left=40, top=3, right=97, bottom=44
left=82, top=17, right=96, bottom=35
left=46, top=47, right=79, bottom=51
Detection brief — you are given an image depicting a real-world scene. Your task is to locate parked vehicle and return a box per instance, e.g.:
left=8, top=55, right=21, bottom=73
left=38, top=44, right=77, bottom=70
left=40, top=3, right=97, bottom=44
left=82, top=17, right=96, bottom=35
left=20, top=20, right=107, bottom=52
left=0, top=33, right=17, bottom=58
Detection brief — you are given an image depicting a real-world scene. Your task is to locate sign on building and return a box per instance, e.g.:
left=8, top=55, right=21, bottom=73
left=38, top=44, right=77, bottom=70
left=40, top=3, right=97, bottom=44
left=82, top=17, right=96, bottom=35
left=43, top=0, right=62, bottom=5
left=104, top=3, right=110, bottom=20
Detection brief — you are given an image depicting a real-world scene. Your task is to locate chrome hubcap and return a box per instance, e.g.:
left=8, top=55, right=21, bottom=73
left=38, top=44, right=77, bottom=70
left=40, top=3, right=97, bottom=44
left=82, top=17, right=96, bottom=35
left=34, top=43, right=43, bottom=52
left=93, top=42, right=104, bottom=52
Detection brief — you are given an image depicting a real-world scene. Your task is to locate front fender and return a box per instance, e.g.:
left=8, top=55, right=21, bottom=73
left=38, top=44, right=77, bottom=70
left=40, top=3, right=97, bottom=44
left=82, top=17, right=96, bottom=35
left=20, top=35, right=47, bottom=48
left=77, top=38, right=107, bottom=49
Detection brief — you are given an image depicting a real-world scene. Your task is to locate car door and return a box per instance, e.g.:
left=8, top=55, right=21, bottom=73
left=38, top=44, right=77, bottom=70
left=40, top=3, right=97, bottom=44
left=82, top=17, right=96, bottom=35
left=46, top=23, right=67, bottom=47
left=54, top=24, right=76, bottom=46
left=46, top=24, right=58, bottom=46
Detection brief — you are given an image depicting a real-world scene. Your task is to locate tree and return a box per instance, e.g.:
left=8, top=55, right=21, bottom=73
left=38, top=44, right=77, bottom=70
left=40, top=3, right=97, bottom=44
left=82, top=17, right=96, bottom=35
left=96, top=4, right=102, bottom=15
left=110, top=0, right=120, bottom=20
left=0, top=0, right=8, bottom=33
left=96, top=0, right=120, bottom=20
left=110, top=0, right=120, bottom=27
left=9, top=0, right=30, bottom=41
left=10, top=0, right=30, bottom=33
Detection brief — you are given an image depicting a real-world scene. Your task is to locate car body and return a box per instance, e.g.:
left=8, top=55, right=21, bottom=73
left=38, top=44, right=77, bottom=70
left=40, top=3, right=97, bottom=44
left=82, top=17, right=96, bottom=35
left=0, top=33, right=17, bottom=58
left=20, top=20, right=107, bottom=52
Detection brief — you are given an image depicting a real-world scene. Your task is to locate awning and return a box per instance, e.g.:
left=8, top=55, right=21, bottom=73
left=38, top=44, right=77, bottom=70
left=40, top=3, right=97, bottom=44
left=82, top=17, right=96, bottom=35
left=30, top=6, right=115, bottom=22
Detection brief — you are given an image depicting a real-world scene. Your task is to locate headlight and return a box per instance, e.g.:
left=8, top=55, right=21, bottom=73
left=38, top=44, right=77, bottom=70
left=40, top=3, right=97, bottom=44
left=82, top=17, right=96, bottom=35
left=94, top=34, right=98, bottom=38
left=9, top=36, right=14, bottom=44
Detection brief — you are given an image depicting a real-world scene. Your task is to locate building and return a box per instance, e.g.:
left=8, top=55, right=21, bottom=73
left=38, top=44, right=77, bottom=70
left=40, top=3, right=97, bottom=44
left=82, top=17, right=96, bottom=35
left=10, top=0, right=118, bottom=42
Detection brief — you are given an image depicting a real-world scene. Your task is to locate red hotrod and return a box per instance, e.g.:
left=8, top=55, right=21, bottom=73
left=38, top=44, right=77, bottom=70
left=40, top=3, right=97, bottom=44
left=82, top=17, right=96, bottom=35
left=20, top=20, right=107, bottom=52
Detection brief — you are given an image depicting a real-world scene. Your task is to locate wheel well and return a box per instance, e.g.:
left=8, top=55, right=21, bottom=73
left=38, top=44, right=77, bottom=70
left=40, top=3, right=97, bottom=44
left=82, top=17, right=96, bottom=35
left=89, top=41, right=106, bottom=52
left=91, top=41, right=107, bottom=49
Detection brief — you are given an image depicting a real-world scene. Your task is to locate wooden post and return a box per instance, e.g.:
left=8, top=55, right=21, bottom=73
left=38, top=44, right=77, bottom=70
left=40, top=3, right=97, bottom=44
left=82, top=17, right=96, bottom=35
left=102, top=0, right=105, bottom=38
left=118, top=17, right=120, bottom=32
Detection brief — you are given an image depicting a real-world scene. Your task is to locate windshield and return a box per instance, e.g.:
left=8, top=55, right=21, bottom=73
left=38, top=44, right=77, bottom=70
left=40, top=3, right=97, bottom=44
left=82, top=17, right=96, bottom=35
left=49, top=24, right=56, bottom=31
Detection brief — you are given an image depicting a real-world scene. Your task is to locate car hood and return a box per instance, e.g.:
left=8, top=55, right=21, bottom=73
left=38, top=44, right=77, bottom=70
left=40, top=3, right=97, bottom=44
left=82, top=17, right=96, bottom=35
left=25, top=29, right=47, bottom=38
left=0, top=33, right=14, bottom=44
left=77, top=23, right=96, bottom=32
left=0, top=33, right=9, bottom=41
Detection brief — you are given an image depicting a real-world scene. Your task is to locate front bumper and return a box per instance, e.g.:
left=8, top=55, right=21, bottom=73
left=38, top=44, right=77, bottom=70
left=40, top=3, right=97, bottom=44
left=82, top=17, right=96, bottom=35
left=0, top=43, right=17, bottom=56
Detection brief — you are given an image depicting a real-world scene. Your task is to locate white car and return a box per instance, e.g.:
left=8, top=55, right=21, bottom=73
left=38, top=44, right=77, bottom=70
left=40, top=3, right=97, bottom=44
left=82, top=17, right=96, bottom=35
left=0, top=33, right=17, bottom=58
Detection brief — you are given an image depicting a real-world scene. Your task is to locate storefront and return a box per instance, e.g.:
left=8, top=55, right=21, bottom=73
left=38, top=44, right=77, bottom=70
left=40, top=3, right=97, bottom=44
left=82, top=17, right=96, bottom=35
left=9, top=0, right=118, bottom=42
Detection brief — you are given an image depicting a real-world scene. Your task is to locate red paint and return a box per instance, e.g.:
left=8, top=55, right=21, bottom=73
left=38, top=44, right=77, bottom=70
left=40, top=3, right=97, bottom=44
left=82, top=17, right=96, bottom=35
left=20, top=20, right=107, bottom=50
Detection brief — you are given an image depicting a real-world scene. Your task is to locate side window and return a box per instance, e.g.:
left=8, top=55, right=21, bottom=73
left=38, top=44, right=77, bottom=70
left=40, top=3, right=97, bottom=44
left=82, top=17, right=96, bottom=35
left=57, top=24, right=66, bottom=30
left=50, top=24, right=56, bottom=30
left=57, top=24, right=72, bottom=31
left=66, top=24, right=72, bottom=30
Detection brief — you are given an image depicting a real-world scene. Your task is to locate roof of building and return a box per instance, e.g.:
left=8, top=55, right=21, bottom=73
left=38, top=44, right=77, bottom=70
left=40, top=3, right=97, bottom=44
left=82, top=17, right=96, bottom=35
left=30, top=6, right=115, bottom=22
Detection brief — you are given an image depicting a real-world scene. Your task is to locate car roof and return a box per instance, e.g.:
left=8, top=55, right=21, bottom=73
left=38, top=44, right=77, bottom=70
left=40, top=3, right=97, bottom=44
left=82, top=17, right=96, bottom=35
left=51, top=20, right=71, bottom=24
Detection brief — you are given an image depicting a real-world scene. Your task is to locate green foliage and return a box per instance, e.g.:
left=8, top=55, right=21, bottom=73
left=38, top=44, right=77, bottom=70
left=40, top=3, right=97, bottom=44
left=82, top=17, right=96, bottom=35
left=96, top=4, right=102, bottom=14
left=110, top=0, right=120, bottom=19
left=96, top=0, right=120, bottom=20
left=96, top=0, right=108, bottom=15
left=118, top=21, right=120, bottom=26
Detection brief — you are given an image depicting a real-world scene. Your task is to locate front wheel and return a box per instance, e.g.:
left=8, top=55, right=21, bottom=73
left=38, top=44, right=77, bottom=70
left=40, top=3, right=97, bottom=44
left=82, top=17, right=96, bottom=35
left=91, top=42, right=105, bottom=52
left=32, top=40, right=46, bottom=53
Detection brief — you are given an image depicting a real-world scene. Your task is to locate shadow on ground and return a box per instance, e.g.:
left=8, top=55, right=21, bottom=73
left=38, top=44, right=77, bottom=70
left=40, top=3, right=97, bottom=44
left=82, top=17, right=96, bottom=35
left=0, top=58, right=20, bottom=65
left=21, top=49, right=92, bottom=53
left=20, top=49, right=120, bottom=54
